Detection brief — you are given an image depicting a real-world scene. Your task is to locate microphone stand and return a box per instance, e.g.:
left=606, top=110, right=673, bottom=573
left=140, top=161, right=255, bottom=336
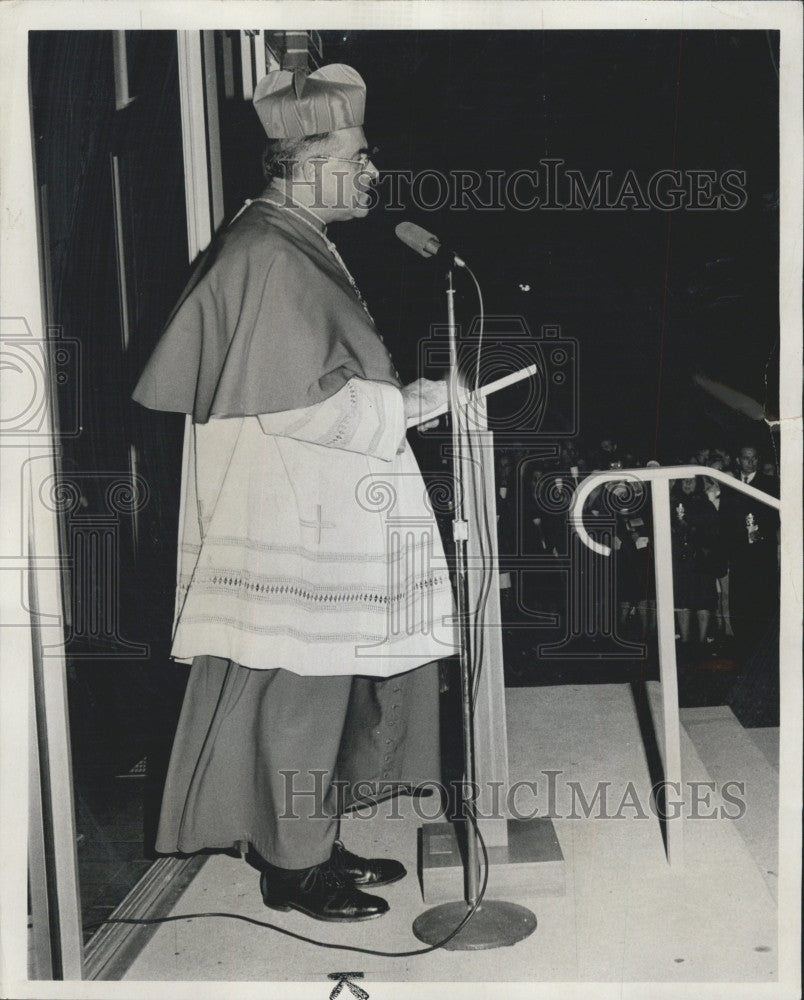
left=412, top=266, right=537, bottom=950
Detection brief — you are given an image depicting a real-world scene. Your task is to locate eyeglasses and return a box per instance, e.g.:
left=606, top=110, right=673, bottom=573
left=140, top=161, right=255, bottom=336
left=310, top=146, right=379, bottom=169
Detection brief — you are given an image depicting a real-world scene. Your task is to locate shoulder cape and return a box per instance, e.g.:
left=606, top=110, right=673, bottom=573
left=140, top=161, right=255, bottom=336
left=132, top=201, right=399, bottom=422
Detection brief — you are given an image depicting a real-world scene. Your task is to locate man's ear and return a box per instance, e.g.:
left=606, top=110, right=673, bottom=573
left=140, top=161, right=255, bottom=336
left=298, top=157, right=314, bottom=182
left=299, top=156, right=327, bottom=195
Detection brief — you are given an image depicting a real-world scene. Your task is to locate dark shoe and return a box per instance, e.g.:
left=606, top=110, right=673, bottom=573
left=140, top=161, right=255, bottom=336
left=330, top=840, right=407, bottom=887
left=260, top=861, right=388, bottom=922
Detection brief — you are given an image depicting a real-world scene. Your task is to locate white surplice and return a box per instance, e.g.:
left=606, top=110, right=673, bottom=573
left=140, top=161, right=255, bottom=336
left=170, top=378, right=457, bottom=677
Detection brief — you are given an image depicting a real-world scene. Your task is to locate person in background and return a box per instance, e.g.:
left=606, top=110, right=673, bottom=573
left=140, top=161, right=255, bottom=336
left=495, top=450, right=518, bottom=624
left=670, top=476, right=718, bottom=653
left=702, top=476, right=734, bottom=644
left=721, top=444, right=780, bottom=656
left=615, top=492, right=656, bottom=641
left=734, top=444, right=778, bottom=494
left=520, top=462, right=564, bottom=625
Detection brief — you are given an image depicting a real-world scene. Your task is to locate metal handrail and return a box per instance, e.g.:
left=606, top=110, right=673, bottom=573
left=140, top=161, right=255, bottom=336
left=567, top=464, right=779, bottom=865
left=570, top=465, right=780, bottom=557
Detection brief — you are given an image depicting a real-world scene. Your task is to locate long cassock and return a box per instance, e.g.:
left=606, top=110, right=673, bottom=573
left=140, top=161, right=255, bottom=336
left=133, top=200, right=457, bottom=868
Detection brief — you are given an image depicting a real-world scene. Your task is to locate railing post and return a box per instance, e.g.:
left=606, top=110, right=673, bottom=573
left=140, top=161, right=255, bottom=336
left=570, top=465, right=780, bottom=867
left=650, top=477, right=684, bottom=865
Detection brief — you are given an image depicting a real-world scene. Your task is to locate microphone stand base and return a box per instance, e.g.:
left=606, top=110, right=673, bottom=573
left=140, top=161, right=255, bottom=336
left=412, top=900, right=537, bottom=951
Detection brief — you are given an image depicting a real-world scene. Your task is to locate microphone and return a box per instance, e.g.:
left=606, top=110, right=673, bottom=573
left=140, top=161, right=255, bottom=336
left=395, top=221, right=465, bottom=266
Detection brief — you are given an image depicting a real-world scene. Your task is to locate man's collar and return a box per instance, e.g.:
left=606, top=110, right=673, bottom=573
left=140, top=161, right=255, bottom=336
left=265, top=183, right=328, bottom=230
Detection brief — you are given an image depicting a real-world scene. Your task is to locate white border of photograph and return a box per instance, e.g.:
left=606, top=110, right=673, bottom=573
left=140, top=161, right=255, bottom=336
left=1, top=3, right=801, bottom=999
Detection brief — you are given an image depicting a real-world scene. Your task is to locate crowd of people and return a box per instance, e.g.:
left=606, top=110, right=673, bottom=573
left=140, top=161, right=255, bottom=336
left=490, top=435, right=780, bottom=675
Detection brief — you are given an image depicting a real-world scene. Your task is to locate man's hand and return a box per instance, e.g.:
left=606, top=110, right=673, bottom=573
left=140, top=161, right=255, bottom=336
left=401, top=378, right=448, bottom=430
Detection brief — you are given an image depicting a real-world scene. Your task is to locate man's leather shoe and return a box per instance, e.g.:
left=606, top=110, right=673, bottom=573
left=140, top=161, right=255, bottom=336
left=330, top=840, right=407, bottom=887
left=260, top=861, right=388, bottom=922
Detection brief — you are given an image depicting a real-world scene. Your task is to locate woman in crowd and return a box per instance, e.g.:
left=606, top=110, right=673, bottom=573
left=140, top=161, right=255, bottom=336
left=702, top=475, right=734, bottom=643
left=670, top=476, right=719, bottom=651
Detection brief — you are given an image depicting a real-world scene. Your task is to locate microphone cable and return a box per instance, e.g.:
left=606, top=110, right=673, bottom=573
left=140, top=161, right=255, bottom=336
left=451, top=259, right=496, bottom=704
left=461, top=262, right=486, bottom=397
left=82, top=813, right=490, bottom=959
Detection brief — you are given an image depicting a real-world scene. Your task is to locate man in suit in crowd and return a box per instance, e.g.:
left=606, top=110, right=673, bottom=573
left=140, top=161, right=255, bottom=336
left=722, top=443, right=779, bottom=654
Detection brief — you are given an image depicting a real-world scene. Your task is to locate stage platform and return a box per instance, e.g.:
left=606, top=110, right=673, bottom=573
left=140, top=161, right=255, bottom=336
left=121, top=682, right=778, bottom=984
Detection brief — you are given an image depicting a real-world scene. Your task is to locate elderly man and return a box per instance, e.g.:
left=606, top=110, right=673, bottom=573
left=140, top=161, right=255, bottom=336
left=133, top=65, right=456, bottom=922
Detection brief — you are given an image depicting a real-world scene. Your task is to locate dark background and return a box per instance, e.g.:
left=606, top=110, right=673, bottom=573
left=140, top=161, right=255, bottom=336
left=184, top=29, right=783, bottom=460
left=334, top=30, right=780, bottom=461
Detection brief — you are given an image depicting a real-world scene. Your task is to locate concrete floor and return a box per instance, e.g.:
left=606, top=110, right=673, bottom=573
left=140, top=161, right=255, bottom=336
left=122, top=682, right=778, bottom=987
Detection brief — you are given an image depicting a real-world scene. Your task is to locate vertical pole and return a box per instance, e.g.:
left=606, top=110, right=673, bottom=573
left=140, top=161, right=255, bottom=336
left=112, top=32, right=135, bottom=111
left=240, top=31, right=254, bottom=100
left=651, top=478, right=684, bottom=865
left=252, top=29, right=267, bottom=80
left=446, top=269, right=480, bottom=904
left=28, top=672, right=53, bottom=979
left=28, top=513, right=84, bottom=977
left=202, top=31, right=224, bottom=233
left=177, top=31, right=212, bottom=260
left=109, top=154, right=130, bottom=354
left=221, top=32, right=235, bottom=99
